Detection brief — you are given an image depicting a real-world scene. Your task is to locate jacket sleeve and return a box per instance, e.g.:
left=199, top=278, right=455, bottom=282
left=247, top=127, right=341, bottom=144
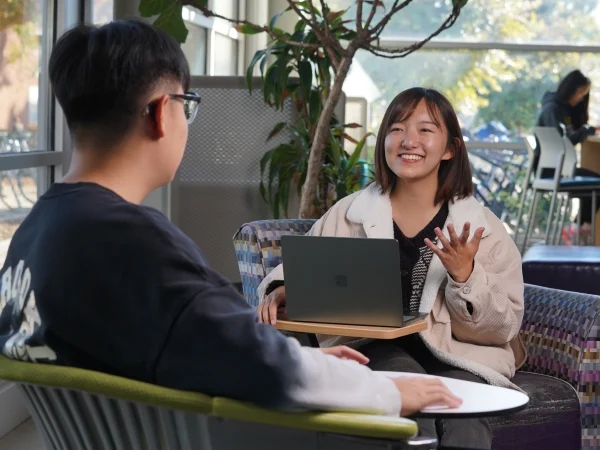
left=154, top=280, right=400, bottom=415
left=566, top=124, right=596, bottom=146
left=539, top=103, right=595, bottom=145
left=443, top=232, right=524, bottom=346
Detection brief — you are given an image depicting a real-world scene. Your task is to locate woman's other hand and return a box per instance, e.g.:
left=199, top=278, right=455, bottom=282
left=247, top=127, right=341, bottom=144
left=257, top=286, right=287, bottom=325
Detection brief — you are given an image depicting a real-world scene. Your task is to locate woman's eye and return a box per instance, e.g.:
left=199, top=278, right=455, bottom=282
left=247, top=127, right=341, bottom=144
left=421, top=128, right=432, bottom=133
left=390, top=127, right=403, bottom=132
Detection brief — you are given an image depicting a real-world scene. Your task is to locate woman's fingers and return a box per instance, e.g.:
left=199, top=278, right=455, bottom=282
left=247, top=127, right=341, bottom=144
left=459, top=222, right=470, bottom=244
left=267, top=297, right=279, bottom=324
left=447, top=224, right=460, bottom=247
left=434, top=228, right=452, bottom=251
left=424, top=238, right=444, bottom=258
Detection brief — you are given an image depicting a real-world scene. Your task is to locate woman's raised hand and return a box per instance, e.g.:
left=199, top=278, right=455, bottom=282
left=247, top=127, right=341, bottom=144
left=424, top=222, right=485, bottom=283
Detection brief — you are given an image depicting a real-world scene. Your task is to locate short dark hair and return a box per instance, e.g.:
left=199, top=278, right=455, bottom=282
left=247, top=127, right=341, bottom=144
left=49, top=20, right=190, bottom=147
left=556, top=69, right=591, bottom=127
left=374, top=87, right=473, bottom=204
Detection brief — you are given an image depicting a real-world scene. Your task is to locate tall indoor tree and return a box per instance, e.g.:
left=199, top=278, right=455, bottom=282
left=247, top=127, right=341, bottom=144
left=139, top=0, right=469, bottom=218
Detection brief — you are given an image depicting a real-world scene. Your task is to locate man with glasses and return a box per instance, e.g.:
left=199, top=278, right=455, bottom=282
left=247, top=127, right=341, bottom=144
left=0, top=20, right=459, bottom=417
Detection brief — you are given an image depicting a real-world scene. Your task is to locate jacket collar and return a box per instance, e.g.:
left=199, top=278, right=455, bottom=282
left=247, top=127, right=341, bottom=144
left=346, top=183, right=492, bottom=240
left=346, top=183, right=492, bottom=314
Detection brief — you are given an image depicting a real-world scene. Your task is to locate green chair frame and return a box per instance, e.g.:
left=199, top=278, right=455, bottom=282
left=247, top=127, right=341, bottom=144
left=0, top=356, right=435, bottom=450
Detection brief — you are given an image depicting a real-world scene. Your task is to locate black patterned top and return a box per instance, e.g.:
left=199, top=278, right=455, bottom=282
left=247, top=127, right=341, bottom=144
left=393, top=202, right=449, bottom=313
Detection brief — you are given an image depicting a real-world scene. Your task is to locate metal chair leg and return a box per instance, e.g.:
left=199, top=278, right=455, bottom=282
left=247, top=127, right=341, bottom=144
left=556, top=196, right=572, bottom=245
left=544, top=189, right=559, bottom=244
left=522, top=190, right=540, bottom=254
left=552, top=194, right=566, bottom=245
left=592, top=191, right=597, bottom=246
left=514, top=179, right=531, bottom=241
left=576, top=200, right=583, bottom=246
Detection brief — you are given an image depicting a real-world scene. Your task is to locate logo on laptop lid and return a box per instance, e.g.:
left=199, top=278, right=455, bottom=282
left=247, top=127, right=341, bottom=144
left=334, top=275, right=348, bottom=287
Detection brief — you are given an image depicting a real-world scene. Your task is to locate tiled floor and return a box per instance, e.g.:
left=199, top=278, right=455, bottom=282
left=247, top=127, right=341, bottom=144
left=0, top=420, right=43, bottom=450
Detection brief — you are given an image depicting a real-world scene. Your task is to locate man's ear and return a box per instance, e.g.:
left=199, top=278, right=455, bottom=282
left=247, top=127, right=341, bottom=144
left=148, top=95, right=169, bottom=139
left=442, top=138, right=458, bottom=161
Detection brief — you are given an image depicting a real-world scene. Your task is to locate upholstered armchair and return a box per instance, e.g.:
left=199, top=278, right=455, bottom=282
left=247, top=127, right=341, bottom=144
left=234, top=219, right=600, bottom=450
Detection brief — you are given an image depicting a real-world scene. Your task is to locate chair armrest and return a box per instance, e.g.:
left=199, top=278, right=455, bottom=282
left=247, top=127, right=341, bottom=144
left=233, top=219, right=316, bottom=306
left=212, top=397, right=418, bottom=441
left=521, top=284, right=600, bottom=401
left=0, top=356, right=212, bottom=414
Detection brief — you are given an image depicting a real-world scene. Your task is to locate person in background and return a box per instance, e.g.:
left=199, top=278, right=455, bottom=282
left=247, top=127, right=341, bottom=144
left=0, top=20, right=461, bottom=421
left=257, top=87, right=526, bottom=450
left=536, top=69, right=600, bottom=228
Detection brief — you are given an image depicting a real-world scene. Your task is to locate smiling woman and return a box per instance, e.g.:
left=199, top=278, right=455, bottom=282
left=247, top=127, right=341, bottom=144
left=257, top=87, right=524, bottom=450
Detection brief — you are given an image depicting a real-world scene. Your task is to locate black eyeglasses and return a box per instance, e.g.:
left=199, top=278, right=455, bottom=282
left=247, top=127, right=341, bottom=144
left=143, top=92, right=201, bottom=124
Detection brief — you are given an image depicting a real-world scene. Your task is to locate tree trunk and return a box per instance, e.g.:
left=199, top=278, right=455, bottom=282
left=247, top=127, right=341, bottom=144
left=298, top=53, right=355, bottom=218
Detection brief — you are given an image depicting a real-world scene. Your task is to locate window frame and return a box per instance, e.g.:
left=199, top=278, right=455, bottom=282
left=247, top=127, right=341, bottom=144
left=183, top=0, right=246, bottom=76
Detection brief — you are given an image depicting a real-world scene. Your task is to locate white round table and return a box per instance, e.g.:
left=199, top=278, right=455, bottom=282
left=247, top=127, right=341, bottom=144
left=378, top=371, right=530, bottom=418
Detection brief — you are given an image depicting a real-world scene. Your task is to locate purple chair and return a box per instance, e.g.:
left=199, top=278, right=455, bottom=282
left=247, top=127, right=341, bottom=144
left=522, top=245, right=600, bottom=296
left=234, top=220, right=600, bottom=450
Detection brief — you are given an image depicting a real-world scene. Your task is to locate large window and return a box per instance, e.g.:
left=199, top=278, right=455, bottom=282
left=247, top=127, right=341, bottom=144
left=332, top=0, right=600, bottom=44
left=355, top=49, right=600, bottom=142
left=0, top=0, right=62, bottom=265
left=331, top=0, right=600, bottom=141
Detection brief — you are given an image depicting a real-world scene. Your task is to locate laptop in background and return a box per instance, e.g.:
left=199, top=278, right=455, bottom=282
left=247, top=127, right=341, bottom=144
left=281, top=235, right=427, bottom=327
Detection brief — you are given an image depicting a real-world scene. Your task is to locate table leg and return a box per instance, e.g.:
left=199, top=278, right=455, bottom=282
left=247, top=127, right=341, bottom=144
left=307, top=333, right=320, bottom=348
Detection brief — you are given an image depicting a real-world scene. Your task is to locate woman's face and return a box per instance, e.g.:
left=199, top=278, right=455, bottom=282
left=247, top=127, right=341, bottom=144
left=569, top=83, right=591, bottom=106
left=384, top=99, right=454, bottom=183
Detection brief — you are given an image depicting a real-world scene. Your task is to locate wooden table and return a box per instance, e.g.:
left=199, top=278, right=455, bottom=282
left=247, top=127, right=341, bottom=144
left=275, top=317, right=428, bottom=347
left=580, top=135, right=600, bottom=245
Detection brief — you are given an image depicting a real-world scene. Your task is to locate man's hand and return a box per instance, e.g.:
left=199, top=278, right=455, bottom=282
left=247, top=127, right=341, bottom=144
left=257, top=286, right=286, bottom=325
left=392, top=377, right=462, bottom=416
left=320, top=346, right=369, bottom=364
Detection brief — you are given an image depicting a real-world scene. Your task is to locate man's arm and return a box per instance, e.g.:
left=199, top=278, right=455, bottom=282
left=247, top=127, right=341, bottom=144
left=154, top=277, right=401, bottom=415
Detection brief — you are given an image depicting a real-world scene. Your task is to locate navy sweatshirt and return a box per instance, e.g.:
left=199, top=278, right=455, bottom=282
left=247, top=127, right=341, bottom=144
left=0, top=182, right=400, bottom=414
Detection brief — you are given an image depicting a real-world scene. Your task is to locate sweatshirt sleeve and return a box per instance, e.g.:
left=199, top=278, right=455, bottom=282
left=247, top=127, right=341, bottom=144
left=285, top=338, right=401, bottom=416
left=155, top=278, right=400, bottom=415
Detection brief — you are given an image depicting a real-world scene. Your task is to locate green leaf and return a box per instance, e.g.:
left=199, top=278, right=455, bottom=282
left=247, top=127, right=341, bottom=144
left=139, top=0, right=178, bottom=17
left=298, top=60, right=312, bottom=99
left=267, top=122, right=288, bottom=141
left=269, top=7, right=291, bottom=29
left=339, top=30, right=358, bottom=41
left=273, top=190, right=281, bottom=219
left=328, top=132, right=342, bottom=167
left=153, top=2, right=187, bottom=43
left=364, top=0, right=385, bottom=7
left=347, top=139, right=365, bottom=169
left=308, top=89, right=321, bottom=125
left=235, top=23, right=265, bottom=35
left=294, top=19, right=306, bottom=33
left=259, top=150, right=273, bottom=177
left=246, top=49, right=266, bottom=92
left=327, top=10, right=345, bottom=23
left=340, top=132, right=359, bottom=144
left=259, top=181, right=267, bottom=203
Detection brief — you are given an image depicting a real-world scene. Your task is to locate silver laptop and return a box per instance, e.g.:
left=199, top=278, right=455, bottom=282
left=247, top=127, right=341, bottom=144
left=281, top=235, right=426, bottom=327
